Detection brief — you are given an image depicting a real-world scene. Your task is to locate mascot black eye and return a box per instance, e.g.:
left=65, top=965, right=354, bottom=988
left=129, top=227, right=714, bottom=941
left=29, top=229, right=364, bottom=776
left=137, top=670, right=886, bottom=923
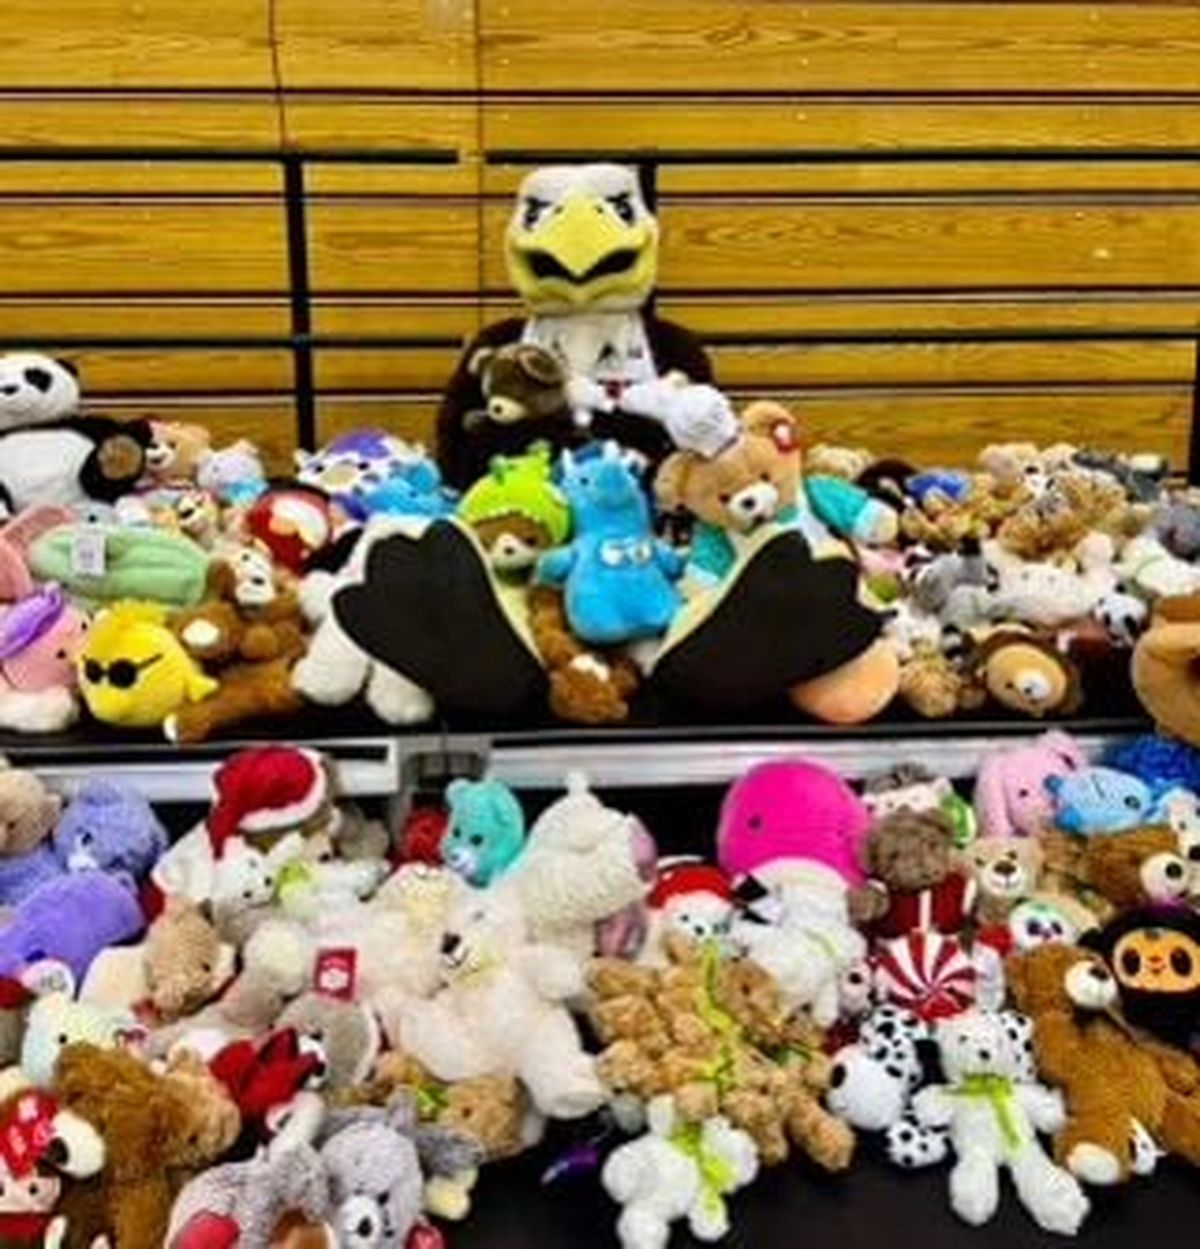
left=608, top=193, right=636, bottom=225
left=1172, top=948, right=1193, bottom=977
left=521, top=196, right=548, bottom=230
left=1121, top=948, right=1142, bottom=978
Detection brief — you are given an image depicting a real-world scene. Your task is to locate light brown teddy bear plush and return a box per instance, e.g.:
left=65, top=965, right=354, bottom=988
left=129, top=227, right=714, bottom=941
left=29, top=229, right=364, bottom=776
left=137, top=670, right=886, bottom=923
left=1007, top=942, right=1200, bottom=1184
left=145, top=421, right=212, bottom=485
left=0, top=767, right=62, bottom=858
left=997, top=469, right=1142, bottom=564
left=588, top=936, right=854, bottom=1171
left=960, top=836, right=1044, bottom=925
left=1077, top=825, right=1194, bottom=916
left=166, top=559, right=307, bottom=742
left=144, top=897, right=236, bottom=1022
left=53, top=1043, right=235, bottom=1249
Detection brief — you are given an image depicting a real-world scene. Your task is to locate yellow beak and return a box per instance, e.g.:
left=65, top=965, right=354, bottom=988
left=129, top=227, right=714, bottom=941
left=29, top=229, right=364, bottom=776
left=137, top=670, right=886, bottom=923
left=513, top=192, right=650, bottom=280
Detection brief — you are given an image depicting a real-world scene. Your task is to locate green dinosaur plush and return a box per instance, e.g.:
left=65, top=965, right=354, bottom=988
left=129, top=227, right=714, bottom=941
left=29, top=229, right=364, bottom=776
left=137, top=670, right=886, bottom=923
left=458, top=444, right=571, bottom=576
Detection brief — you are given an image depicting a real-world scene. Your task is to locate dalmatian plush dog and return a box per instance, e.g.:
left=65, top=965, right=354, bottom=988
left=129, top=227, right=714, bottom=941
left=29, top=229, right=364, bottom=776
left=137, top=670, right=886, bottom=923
left=913, top=1008, right=1089, bottom=1235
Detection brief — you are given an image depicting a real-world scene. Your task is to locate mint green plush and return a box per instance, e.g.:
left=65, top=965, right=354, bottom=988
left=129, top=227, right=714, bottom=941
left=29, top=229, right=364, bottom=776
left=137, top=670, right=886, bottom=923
left=28, top=524, right=210, bottom=608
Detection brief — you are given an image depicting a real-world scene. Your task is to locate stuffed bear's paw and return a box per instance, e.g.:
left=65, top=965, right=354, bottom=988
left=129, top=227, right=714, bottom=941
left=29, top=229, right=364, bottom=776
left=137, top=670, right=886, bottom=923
left=950, top=1163, right=999, bottom=1226
left=1066, top=1142, right=1122, bottom=1186
left=886, top=1118, right=949, bottom=1170
left=1030, top=1165, right=1090, bottom=1236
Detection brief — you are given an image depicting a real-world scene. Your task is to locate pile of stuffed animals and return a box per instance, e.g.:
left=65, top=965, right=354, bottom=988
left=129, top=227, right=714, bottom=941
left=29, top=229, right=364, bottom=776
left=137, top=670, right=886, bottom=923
left=2, top=161, right=1199, bottom=741
left=0, top=730, right=1196, bottom=1244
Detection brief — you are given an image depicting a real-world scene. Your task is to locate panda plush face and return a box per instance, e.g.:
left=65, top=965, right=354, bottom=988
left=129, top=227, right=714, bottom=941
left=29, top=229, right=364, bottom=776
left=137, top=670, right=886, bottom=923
left=0, top=354, right=79, bottom=428
left=505, top=164, right=659, bottom=314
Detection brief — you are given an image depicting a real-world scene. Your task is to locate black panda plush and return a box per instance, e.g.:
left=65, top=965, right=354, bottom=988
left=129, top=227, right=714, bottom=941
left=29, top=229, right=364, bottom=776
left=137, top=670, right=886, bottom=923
left=0, top=352, right=80, bottom=429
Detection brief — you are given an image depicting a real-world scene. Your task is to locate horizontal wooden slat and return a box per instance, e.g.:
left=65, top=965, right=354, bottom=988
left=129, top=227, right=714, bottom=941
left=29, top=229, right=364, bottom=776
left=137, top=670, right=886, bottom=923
left=655, top=294, right=1200, bottom=336
left=0, top=162, right=280, bottom=196
left=484, top=198, right=1200, bottom=293
left=312, top=299, right=480, bottom=340
left=736, top=386, right=1192, bottom=468
left=482, top=98, right=1200, bottom=158
left=0, top=298, right=288, bottom=340
left=65, top=350, right=291, bottom=395
left=96, top=399, right=298, bottom=473
left=0, top=0, right=275, bottom=89
left=0, top=201, right=287, bottom=295
left=315, top=347, right=464, bottom=392
left=308, top=201, right=480, bottom=295
left=0, top=94, right=280, bottom=151
left=276, top=0, right=476, bottom=90
left=712, top=340, right=1194, bottom=388
left=479, top=3, right=1200, bottom=94
left=317, top=395, right=441, bottom=450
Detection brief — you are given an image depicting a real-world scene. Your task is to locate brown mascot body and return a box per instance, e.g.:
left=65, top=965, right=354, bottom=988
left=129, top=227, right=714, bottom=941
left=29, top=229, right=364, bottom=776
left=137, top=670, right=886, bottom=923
left=1007, top=943, right=1200, bottom=1185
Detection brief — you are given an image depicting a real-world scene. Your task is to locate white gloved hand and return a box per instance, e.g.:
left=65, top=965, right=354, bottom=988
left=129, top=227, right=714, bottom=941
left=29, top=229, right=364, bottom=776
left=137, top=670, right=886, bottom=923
left=620, top=377, right=740, bottom=459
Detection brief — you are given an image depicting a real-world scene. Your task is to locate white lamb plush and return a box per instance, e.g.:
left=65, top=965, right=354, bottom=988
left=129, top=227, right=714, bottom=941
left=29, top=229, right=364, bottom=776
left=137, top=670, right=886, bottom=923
left=602, top=1096, right=758, bottom=1249
left=914, top=1008, right=1089, bottom=1236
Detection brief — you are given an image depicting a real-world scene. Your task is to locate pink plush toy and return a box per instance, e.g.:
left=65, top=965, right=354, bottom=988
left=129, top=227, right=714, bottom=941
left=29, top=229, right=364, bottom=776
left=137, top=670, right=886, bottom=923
left=973, top=730, right=1087, bottom=839
left=0, top=585, right=89, bottom=732
left=716, top=759, right=869, bottom=887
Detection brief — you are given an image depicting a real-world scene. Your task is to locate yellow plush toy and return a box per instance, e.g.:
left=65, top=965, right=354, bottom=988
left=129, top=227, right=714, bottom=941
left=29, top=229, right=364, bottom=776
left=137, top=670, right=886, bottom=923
left=78, top=601, right=217, bottom=728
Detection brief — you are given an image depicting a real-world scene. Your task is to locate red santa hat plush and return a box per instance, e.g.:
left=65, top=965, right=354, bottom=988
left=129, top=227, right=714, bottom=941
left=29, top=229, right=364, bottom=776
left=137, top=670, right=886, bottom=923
left=648, top=860, right=734, bottom=912
left=207, top=747, right=331, bottom=856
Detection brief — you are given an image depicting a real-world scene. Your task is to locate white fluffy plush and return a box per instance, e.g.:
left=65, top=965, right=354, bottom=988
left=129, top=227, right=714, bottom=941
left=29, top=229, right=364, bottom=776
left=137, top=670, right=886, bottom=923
left=292, top=518, right=434, bottom=725
left=381, top=885, right=605, bottom=1119
left=602, top=1096, right=758, bottom=1249
left=913, top=1008, right=1089, bottom=1236
left=499, top=771, right=650, bottom=960
left=729, top=862, right=866, bottom=1027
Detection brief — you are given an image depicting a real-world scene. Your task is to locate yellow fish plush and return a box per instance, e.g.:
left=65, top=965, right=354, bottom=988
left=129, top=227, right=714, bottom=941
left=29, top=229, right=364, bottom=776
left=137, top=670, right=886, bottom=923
left=78, top=601, right=217, bottom=729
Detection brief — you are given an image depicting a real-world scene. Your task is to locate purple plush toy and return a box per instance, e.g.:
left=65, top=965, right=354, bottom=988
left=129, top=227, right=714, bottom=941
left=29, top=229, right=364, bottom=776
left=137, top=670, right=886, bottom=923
left=0, top=869, right=144, bottom=983
left=0, top=777, right=169, bottom=906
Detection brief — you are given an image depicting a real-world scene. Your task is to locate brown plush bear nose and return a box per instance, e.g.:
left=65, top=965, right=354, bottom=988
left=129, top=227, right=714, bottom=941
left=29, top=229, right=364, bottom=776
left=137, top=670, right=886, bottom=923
left=830, top=1063, right=846, bottom=1088
left=441, top=933, right=461, bottom=957
left=1088, top=966, right=1110, bottom=982
left=993, top=861, right=1017, bottom=877
left=43, top=1139, right=67, bottom=1168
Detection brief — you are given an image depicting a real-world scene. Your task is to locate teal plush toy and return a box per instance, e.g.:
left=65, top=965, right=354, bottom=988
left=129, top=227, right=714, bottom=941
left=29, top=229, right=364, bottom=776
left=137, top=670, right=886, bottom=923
left=441, top=777, right=527, bottom=886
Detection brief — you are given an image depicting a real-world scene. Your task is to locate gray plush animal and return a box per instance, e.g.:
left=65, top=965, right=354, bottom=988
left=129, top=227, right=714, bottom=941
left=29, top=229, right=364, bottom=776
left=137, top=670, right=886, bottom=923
left=319, top=1094, right=482, bottom=1246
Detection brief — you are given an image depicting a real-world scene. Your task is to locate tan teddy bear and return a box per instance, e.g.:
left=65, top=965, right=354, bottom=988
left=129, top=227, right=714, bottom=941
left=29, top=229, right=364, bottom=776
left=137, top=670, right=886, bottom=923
left=145, top=421, right=213, bottom=486
left=587, top=936, right=853, bottom=1171
left=960, top=837, right=1045, bottom=925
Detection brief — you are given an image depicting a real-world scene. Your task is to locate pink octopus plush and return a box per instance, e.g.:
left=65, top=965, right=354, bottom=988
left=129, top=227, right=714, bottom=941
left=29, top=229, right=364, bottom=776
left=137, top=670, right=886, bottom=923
left=973, top=730, right=1087, bottom=839
left=716, top=759, right=870, bottom=887
left=0, top=585, right=90, bottom=732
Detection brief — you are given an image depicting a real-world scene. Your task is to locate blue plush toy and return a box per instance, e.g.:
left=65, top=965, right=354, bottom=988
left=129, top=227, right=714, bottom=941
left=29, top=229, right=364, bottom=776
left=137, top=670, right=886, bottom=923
left=52, top=778, right=169, bottom=887
left=440, top=778, right=527, bottom=887
left=359, top=456, right=458, bottom=521
left=1046, top=766, right=1159, bottom=835
left=536, top=443, right=683, bottom=645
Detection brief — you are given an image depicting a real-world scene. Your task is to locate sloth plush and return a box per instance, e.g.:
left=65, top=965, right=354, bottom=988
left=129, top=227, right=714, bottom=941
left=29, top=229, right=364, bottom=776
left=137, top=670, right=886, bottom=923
left=1086, top=906, right=1200, bottom=1050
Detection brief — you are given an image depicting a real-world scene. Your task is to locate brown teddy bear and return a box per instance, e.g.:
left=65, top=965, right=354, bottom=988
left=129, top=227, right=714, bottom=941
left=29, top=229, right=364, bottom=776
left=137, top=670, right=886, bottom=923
left=959, top=836, right=1044, bottom=925
left=963, top=629, right=1084, bottom=719
left=52, top=1043, right=235, bottom=1249
left=166, top=558, right=307, bottom=742
left=145, top=421, right=213, bottom=486
left=1077, top=825, right=1193, bottom=915
left=997, top=469, right=1141, bottom=563
left=1007, top=942, right=1200, bottom=1183
left=899, top=473, right=1028, bottom=551
left=849, top=809, right=976, bottom=936
left=898, top=644, right=987, bottom=720
left=0, top=767, right=62, bottom=858
left=527, top=585, right=641, bottom=724
left=587, top=936, right=853, bottom=1171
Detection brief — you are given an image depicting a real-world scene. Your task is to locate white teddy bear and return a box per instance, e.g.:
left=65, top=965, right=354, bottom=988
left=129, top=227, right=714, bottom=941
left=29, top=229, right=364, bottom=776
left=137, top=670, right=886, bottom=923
left=914, top=1008, right=1089, bottom=1236
left=602, top=1095, right=759, bottom=1249
left=381, top=884, right=605, bottom=1119
left=729, top=862, right=866, bottom=1027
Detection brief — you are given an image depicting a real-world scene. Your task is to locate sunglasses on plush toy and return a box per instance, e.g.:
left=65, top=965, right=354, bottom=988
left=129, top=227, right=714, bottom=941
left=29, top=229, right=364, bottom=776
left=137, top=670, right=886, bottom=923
left=82, top=654, right=162, bottom=689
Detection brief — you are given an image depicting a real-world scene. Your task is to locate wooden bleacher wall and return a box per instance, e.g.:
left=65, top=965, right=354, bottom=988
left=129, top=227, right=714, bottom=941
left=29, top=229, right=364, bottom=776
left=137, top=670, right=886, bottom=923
left=4, top=1, right=1200, bottom=473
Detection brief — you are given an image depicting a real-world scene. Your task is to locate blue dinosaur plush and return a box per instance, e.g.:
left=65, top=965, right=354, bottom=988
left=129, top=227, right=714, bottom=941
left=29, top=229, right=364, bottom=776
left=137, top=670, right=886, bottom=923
left=536, top=443, right=683, bottom=645
left=359, top=456, right=458, bottom=520
left=440, top=778, right=527, bottom=886
left=1046, top=766, right=1160, bottom=835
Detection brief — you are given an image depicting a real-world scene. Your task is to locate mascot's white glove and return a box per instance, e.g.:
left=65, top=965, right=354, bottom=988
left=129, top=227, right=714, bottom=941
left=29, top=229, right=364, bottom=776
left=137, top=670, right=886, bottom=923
left=565, top=375, right=615, bottom=430
left=619, top=375, right=740, bottom=460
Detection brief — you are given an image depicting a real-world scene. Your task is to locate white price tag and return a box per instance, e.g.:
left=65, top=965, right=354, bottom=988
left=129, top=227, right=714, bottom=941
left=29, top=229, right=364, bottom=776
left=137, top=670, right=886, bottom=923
left=71, top=529, right=107, bottom=578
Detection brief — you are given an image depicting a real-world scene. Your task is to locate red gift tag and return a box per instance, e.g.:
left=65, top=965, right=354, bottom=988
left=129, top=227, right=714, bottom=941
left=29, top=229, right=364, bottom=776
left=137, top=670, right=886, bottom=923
left=0, top=1092, right=58, bottom=1178
left=314, top=949, right=357, bottom=1002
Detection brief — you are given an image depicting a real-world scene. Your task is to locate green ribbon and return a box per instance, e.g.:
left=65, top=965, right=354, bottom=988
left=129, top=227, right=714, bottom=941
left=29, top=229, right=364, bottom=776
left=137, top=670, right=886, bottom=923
left=274, top=860, right=312, bottom=901
left=669, top=1121, right=738, bottom=1217
left=694, top=942, right=743, bottom=1095
left=413, top=1081, right=450, bottom=1118
left=949, top=1074, right=1022, bottom=1153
